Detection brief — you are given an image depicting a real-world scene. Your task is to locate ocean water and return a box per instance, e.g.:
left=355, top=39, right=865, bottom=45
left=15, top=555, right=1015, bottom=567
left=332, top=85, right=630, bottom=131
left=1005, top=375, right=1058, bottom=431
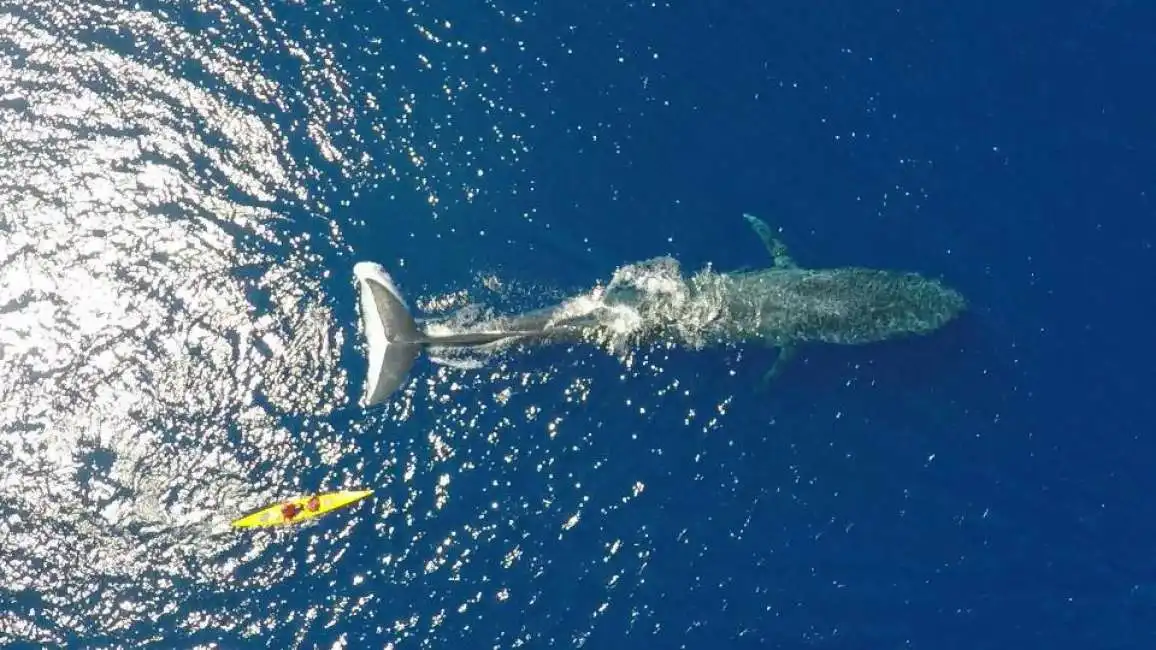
left=1, top=1, right=1153, bottom=649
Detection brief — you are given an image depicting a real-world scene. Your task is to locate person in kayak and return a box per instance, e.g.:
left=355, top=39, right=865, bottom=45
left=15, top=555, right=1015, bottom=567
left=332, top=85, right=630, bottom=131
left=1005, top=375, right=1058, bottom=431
left=281, top=502, right=303, bottom=520
left=279, top=496, right=322, bottom=521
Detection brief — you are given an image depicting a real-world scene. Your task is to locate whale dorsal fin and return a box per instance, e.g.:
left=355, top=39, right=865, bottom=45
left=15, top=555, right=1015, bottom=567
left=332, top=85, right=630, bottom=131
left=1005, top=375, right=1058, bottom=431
left=742, top=213, right=796, bottom=269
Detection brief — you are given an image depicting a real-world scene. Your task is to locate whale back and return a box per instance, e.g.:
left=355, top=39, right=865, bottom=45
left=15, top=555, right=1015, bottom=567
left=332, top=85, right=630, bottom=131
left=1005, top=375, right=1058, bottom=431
left=708, top=267, right=966, bottom=345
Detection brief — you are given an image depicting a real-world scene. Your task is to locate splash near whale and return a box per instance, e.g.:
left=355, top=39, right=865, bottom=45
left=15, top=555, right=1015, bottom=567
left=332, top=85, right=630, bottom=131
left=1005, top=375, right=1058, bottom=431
left=354, top=214, right=966, bottom=407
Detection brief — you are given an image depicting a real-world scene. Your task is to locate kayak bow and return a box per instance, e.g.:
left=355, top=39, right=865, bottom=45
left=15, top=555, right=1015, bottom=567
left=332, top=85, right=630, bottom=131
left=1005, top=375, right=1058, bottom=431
left=231, top=489, right=373, bottom=529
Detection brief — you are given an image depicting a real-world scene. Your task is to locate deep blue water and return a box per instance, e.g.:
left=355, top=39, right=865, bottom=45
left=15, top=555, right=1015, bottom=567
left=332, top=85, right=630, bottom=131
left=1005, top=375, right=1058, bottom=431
left=1, top=1, right=1153, bottom=648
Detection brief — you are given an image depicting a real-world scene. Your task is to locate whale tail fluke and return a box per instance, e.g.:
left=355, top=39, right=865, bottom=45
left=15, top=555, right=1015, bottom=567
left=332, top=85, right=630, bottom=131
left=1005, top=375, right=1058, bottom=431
left=354, top=262, right=423, bottom=407
left=354, top=262, right=537, bottom=407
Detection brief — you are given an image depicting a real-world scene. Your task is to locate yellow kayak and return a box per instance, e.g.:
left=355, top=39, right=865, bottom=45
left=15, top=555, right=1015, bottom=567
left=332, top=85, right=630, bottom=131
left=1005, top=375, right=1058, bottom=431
left=231, top=489, right=373, bottom=528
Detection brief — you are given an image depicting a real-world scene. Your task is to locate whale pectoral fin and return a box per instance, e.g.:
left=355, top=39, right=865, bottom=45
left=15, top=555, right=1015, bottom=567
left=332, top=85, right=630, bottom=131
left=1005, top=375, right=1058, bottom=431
left=760, top=345, right=796, bottom=387
left=742, top=213, right=797, bottom=269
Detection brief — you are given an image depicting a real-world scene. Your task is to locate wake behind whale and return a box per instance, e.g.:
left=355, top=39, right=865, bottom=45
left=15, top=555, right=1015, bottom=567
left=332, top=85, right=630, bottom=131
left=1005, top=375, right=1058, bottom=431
left=354, top=214, right=966, bottom=407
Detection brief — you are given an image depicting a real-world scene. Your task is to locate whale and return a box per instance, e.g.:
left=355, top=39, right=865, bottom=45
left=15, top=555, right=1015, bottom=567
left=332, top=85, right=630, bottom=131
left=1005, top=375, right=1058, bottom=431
left=354, top=214, right=966, bottom=407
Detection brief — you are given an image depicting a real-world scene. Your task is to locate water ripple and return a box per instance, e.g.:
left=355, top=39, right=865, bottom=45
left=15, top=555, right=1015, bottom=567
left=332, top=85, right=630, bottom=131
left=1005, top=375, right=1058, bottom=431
left=0, top=1, right=693, bottom=647
left=0, top=1, right=353, bottom=642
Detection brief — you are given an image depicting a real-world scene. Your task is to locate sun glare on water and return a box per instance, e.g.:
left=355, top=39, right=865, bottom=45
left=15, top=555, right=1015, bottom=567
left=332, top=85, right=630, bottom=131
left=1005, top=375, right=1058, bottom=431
left=0, top=2, right=704, bottom=647
left=0, top=3, right=356, bottom=641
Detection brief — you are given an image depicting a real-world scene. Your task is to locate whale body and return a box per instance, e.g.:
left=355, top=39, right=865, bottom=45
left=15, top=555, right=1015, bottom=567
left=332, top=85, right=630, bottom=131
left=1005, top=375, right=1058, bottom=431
left=354, top=214, right=966, bottom=407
